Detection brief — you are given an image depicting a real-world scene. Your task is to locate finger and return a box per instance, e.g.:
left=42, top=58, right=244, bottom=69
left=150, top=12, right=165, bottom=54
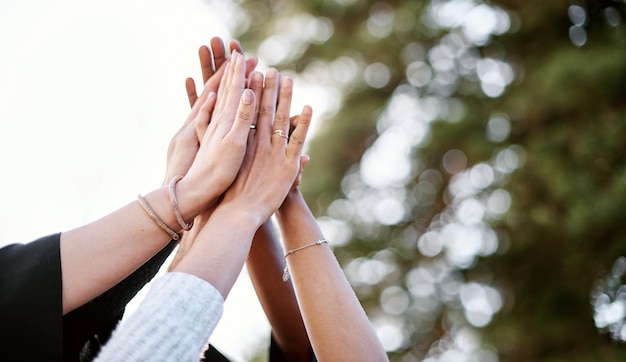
left=300, top=154, right=311, bottom=170
left=211, top=37, right=227, bottom=75
left=212, top=58, right=233, bottom=114
left=272, top=75, right=293, bottom=143
left=286, top=105, right=312, bottom=159
left=188, top=65, right=225, bottom=122
left=247, top=71, right=264, bottom=126
left=215, top=52, right=246, bottom=119
left=260, top=69, right=280, bottom=136
left=230, top=88, right=256, bottom=144
left=245, top=57, right=259, bottom=78
left=200, top=62, right=226, bottom=97
left=185, top=77, right=198, bottom=108
left=195, top=92, right=217, bottom=141
left=198, top=45, right=214, bottom=84
left=294, top=154, right=311, bottom=188
left=288, top=115, right=298, bottom=136
left=228, top=39, right=243, bottom=55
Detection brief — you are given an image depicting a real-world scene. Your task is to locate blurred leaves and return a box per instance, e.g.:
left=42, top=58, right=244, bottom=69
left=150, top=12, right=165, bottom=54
left=227, top=0, right=626, bottom=360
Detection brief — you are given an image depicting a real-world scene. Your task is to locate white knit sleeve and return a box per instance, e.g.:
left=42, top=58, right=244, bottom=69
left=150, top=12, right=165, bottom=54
left=95, top=272, right=224, bottom=362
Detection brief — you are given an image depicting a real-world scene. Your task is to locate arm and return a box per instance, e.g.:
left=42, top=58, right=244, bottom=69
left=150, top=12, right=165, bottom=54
left=62, top=38, right=246, bottom=359
left=244, top=66, right=313, bottom=360
left=172, top=72, right=312, bottom=298
left=95, top=71, right=313, bottom=361
left=174, top=40, right=314, bottom=359
left=247, top=222, right=313, bottom=361
left=59, top=52, right=252, bottom=314
left=94, top=272, right=224, bottom=362
left=169, top=37, right=258, bottom=270
left=275, top=189, right=389, bottom=361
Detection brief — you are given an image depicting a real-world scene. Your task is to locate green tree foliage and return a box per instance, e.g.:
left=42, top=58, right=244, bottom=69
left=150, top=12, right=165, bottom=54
left=227, top=0, right=626, bottom=360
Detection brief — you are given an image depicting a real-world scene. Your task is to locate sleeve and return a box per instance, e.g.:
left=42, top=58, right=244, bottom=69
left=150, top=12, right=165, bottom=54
left=269, top=334, right=317, bottom=362
left=0, top=233, right=64, bottom=361
left=63, top=240, right=177, bottom=362
left=95, top=272, right=224, bottom=362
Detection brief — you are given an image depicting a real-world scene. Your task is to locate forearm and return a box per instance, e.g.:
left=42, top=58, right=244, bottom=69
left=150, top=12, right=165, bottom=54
left=171, top=203, right=261, bottom=298
left=60, top=184, right=217, bottom=314
left=246, top=221, right=312, bottom=361
left=276, top=189, right=388, bottom=361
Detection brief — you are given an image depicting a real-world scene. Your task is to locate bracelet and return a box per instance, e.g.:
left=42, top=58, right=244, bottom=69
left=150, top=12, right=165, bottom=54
left=282, top=238, right=329, bottom=282
left=137, top=194, right=180, bottom=241
left=168, top=175, right=193, bottom=231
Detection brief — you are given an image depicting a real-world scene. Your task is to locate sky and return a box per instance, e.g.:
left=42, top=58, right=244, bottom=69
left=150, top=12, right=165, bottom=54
left=0, top=0, right=289, bottom=360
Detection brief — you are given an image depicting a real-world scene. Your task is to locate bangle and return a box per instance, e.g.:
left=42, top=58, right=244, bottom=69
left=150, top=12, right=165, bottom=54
left=282, top=238, right=329, bottom=282
left=137, top=194, right=180, bottom=241
left=168, top=175, right=193, bottom=231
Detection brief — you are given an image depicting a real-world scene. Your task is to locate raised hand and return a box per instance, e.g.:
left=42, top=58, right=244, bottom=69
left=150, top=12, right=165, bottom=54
left=175, top=52, right=256, bottom=218
left=165, top=37, right=259, bottom=186
left=221, top=71, right=313, bottom=225
left=186, top=38, right=258, bottom=108
left=169, top=38, right=258, bottom=270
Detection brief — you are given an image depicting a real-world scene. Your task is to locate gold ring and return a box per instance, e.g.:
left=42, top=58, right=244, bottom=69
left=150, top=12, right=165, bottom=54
left=272, top=130, right=288, bottom=139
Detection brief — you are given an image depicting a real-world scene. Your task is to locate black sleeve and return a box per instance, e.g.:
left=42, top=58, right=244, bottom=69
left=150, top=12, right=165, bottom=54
left=269, top=334, right=317, bottom=362
left=63, top=240, right=178, bottom=362
left=0, top=233, right=64, bottom=362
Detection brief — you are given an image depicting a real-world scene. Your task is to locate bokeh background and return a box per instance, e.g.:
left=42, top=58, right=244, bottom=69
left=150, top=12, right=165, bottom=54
left=1, top=0, right=626, bottom=361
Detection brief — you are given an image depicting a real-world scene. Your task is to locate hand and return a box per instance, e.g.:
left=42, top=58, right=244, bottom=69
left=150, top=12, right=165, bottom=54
left=165, top=37, right=259, bottom=185
left=164, top=37, right=241, bottom=185
left=188, top=38, right=258, bottom=154
left=177, top=52, right=256, bottom=215
left=186, top=38, right=258, bottom=108
left=221, top=71, right=313, bottom=225
left=170, top=38, right=257, bottom=268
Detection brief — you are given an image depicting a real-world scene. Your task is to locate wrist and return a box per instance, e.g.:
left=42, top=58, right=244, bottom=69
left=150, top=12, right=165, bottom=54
left=214, top=200, right=268, bottom=232
left=277, top=188, right=305, bottom=216
left=174, top=175, right=222, bottom=222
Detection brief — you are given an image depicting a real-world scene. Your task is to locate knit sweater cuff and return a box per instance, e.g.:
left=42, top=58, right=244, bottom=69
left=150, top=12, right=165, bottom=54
left=95, top=272, right=224, bottom=362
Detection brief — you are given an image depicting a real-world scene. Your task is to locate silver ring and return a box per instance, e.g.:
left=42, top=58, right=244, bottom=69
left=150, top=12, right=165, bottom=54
left=250, top=124, right=256, bottom=129
left=272, top=130, right=288, bottom=139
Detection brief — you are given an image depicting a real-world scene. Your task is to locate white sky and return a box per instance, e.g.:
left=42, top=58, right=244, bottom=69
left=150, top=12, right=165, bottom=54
left=0, top=0, right=276, bottom=360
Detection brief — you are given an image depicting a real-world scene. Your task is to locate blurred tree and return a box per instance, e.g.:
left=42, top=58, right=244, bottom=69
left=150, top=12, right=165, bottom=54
left=223, top=0, right=626, bottom=360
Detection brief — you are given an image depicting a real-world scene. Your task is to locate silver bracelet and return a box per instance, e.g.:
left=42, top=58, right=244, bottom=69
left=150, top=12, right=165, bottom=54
left=282, top=238, right=329, bottom=282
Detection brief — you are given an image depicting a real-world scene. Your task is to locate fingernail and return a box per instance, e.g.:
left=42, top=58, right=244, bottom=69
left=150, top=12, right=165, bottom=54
left=266, top=68, right=277, bottom=79
left=282, top=76, right=292, bottom=87
left=251, top=71, right=262, bottom=83
left=243, top=89, right=254, bottom=105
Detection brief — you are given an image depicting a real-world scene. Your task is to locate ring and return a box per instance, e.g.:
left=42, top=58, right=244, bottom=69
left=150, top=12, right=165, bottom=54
left=272, top=130, right=288, bottom=139
left=250, top=124, right=256, bottom=129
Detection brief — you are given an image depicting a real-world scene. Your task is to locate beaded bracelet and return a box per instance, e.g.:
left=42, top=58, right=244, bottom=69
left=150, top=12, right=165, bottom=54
left=137, top=194, right=180, bottom=241
left=168, top=175, right=193, bottom=231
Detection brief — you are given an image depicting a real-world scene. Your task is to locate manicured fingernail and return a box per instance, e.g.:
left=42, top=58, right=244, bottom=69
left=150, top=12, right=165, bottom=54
left=243, top=89, right=254, bottom=105
left=282, top=76, right=292, bottom=87
left=251, top=71, right=262, bottom=83
left=266, top=68, right=277, bottom=79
